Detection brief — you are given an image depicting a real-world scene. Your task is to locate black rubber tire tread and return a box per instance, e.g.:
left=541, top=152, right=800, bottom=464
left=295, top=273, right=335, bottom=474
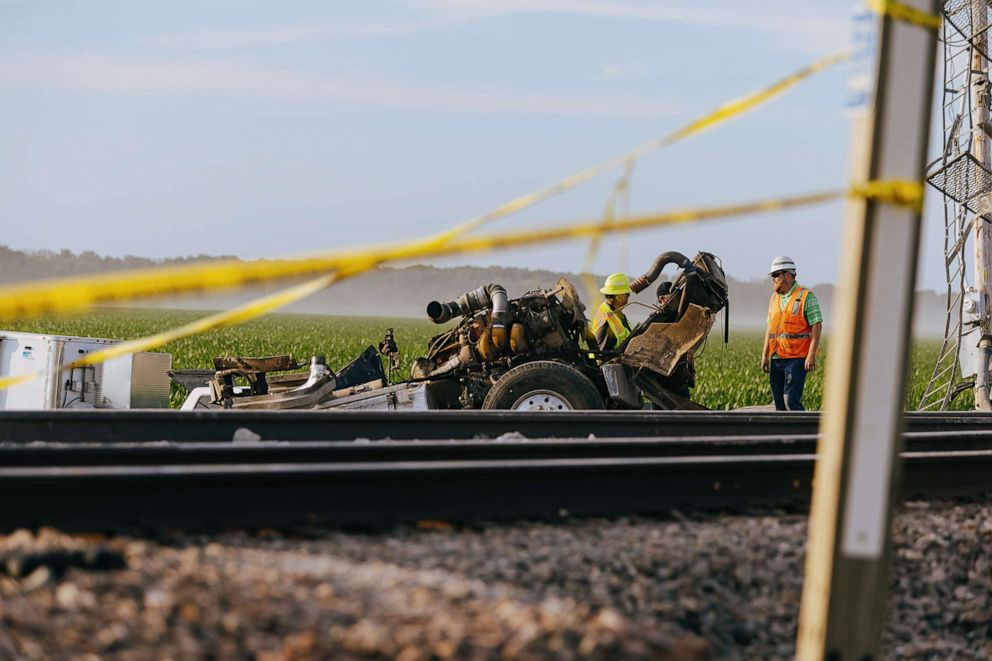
left=482, top=360, right=604, bottom=410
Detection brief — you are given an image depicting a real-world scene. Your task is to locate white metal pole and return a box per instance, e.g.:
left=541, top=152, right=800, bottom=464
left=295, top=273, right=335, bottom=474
left=796, top=1, right=938, bottom=658
left=971, top=1, right=992, bottom=411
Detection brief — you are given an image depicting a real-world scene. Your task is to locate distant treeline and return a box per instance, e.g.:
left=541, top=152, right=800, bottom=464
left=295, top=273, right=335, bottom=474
left=0, top=245, right=237, bottom=282
left=0, top=245, right=947, bottom=334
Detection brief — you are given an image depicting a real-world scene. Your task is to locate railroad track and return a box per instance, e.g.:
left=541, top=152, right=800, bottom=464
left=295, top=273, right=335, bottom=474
left=5, top=431, right=992, bottom=465
left=3, top=409, right=992, bottom=443
left=1, top=425, right=990, bottom=532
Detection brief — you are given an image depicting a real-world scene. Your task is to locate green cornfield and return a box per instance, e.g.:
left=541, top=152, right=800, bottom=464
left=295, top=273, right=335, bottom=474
left=3, top=308, right=974, bottom=411
left=694, top=333, right=973, bottom=411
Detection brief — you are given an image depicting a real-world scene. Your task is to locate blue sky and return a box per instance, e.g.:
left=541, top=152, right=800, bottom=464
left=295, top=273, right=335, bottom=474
left=0, top=1, right=950, bottom=289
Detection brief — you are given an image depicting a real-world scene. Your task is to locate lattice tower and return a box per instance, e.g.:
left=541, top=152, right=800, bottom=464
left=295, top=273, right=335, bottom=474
left=919, top=1, right=992, bottom=410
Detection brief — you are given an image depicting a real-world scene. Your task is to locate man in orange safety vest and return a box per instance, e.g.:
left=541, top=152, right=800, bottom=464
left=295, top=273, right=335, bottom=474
left=760, top=256, right=822, bottom=411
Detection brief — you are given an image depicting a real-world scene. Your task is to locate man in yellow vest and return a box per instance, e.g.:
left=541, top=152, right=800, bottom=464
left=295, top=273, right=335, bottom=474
left=760, top=256, right=822, bottom=410
left=592, top=273, right=636, bottom=352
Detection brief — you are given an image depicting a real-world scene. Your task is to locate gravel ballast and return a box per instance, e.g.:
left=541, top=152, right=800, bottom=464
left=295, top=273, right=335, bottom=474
left=1, top=498, right=991, bottom=659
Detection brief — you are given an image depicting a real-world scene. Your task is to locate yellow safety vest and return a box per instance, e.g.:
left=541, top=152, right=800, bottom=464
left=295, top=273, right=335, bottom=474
left=592, top=300, right=631, bottom=346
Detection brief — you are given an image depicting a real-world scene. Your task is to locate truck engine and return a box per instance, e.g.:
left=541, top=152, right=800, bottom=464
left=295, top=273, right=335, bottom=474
left=409, top=278, right=593, bottom=408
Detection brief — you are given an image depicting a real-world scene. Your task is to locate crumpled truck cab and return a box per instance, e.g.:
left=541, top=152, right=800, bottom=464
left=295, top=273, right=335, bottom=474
left=172, top=251, right=728, bottom=412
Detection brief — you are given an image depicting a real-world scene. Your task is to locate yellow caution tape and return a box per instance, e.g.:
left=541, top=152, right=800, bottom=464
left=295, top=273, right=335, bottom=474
left=76, top=274, right=339, bottom=368
left=0, top=243, right=433, bottom=321
left=867, top=0, right=941, bottom=30
left=658, top=50, right=851, bottom=146
left=849, top=179, right=924, bottom=212
left=430, top=48, right=851, bottom=239
left=0, top=188, right=840, bottom=390
left=0, top=273, right=340, bottom=391
left=0, top=373, right=37, bottom=391
left=420, top=180, right=915, bottom=261
left=432, top=190, right=844, bottom=256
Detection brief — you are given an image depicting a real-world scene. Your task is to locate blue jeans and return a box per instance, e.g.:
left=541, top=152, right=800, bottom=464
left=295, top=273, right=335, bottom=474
left=769, top=357, right=807, bottom=411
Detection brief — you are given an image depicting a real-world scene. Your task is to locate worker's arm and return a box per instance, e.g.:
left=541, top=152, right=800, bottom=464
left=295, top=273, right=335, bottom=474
left=805, top=322, right=822, bottom=372
left=594, top=322, right=616, bottom=352
left=761, top=332, right=771, bottom=373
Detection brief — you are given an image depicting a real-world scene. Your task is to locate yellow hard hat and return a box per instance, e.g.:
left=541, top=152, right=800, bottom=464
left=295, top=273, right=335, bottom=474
left=600, top=273, right=632, bottom=296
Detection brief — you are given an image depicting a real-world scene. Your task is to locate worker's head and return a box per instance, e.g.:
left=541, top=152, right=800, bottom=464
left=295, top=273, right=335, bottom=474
left=768, top=256, right=797, bottom=294
left=600, top=273, right=632, bottom=308
left=656, top=281, right=673, bottom=306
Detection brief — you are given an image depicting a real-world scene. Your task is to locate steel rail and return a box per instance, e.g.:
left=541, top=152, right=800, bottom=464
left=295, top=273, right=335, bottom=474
left=0, top=446, right=989, bottom=532
left=4, top=431, right=992, bottom=466
left=2, top=409, right=991, bottom=443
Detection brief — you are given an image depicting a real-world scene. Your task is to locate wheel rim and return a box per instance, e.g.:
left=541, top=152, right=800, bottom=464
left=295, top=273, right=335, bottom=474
left=510, top=389, right=573, bottom=411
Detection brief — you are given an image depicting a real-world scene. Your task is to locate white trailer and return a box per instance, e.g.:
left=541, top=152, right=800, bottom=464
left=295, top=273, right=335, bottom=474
left=0, top=331, right=172, bottom=410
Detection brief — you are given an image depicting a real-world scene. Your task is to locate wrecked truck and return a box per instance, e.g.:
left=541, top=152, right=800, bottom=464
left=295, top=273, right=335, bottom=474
left=172, top=251, right=728, bottom=411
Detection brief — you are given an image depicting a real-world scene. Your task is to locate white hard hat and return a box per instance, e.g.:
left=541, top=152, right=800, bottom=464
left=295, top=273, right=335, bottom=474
left=768, top=256, right=797, bottom=275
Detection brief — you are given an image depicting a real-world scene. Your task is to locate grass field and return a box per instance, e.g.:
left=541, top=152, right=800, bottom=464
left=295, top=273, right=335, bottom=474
left=4, top=308, right=974, bottom=411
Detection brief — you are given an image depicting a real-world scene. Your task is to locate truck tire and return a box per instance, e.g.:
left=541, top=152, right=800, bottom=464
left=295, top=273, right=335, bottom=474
left=482, top=361, right=604, bottom=411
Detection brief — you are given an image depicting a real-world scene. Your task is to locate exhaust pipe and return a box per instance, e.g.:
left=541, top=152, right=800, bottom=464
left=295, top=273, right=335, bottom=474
left=426, top=300, right=460, bottom=324
left=427, top=284, right=509, bottom=327
left=632, top=251, right=693, bottom=290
